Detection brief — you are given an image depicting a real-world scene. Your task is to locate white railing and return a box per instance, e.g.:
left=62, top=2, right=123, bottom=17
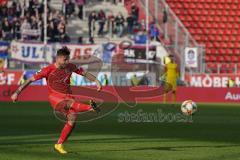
left=138, top=0, right=206, bottom=80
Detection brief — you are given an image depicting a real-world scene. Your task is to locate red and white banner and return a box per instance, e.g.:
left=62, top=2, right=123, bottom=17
left=0, top=86, right=239, bottom=103
left=64, top=44, right=101, bottom=60
left=185, top=74, right=240, bottom=88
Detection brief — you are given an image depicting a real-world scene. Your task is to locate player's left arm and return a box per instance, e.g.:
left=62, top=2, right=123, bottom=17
left=73, top=65, right=102, bottom=92
left=82, top=71, right=102, bottom=92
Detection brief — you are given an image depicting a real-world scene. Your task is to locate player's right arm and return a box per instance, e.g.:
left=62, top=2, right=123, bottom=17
left=11, top=77, right=35, bottom=102
left=11, top=66, right=50, bottom=102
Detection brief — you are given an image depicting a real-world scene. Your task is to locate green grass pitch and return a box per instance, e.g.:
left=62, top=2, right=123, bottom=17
left=0, top=102, right=240, bottom=160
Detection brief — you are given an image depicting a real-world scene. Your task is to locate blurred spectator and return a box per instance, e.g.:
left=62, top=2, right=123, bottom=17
left=15, top=1, right=22, bottom=17
left=126, top=14, right=134, bottom=35
left=28, top=0, right=40, bottom=16
left=163, top=8, right=168, bottom=24
left=107, top=11, right=115, bottom=37
left=131, top=3, right=139, bottom=24
left=2, top=18, right=13, bottom=40
left=30, top=15, right=39, bottom=29
left=76, top=0, right=85, bottom=20
left=98, top=10, right=106, bottom=36
left=114, top=12, right=124, bottom=37
left=78, top=36, right=83, bottom=44
left=63, top=0, right=67, bottom=15
left=227, top=78, right=236, bottom=87
left=131, top=74, right=140, bottom=86
left=88, top=11, right=97, bottom=43
left=133, top=30, right=147, bottom=44
left=58, top=20, right=70, bottom=42
left=149, top=22, right=160, bottom=42
left=47, top=21, right=56, bottom=42
left=139, top=19, right=146, bottom=31
left=65, top=0, right=75, bottom=18
left=103, top=74, right=109, bottom=86
left=20, top=74, right=28, bottom=85
left=12, top=16, right=21, bottom=39
left=20, top=18, right=31, bottom=40
left=58, top=21, right=66, bottom=41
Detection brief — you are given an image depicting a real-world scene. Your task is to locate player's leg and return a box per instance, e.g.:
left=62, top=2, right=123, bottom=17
left=68, top=99, right=100, bottom=113
left=163, top=81, right=168, bottom=103
left=55, top=99, right=100, bottom=145
left=55, top=111, right=77, bottom=154
left=163, top=79, right=172, bottom=103
left=54, top=99, right=100, bottom=154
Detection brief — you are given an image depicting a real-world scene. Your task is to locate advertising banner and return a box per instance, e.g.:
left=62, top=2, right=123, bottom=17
left=124, top=45, right=156, bottom=63
left=1, top=86, right=239, bottom=103
left=0, top=70, right=23, bottom=85
left=10, top=41, right=52, bottom=63
left=10, top=41, right=115, bottom=63
left=71, top=72, right=156, bottom=86
left=185, top=74, right=240, bottom=87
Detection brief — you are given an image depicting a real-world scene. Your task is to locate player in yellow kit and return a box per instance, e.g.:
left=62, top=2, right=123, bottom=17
left=163, top=55, right=179, bottom=103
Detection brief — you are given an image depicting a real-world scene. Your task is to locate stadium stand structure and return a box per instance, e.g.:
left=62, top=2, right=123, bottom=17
left=125, top=0, right=240, bottom=73
left=165, top=0, right=240, bottom=73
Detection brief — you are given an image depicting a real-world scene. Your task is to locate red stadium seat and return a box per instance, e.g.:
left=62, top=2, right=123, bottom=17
left=224, top=55, right=231, bottom=62
left=231, top=55, right=238, bottom=62
left=220, top=63, right=229, bottom=73
left=226, top=49, right=233, bottom=55
left=217, top=56, right=225, bottom=62
left=229, top=63, right=236, bottom=70
left=237, top=63, right=240, bottom=70
left=233, top=49, right=240, bottom=55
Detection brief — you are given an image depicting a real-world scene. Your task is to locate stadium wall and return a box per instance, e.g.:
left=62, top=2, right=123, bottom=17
left=0, top=86, right=239, bottom=103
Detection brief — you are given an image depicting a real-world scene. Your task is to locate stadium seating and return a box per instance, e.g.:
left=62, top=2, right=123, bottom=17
left=166, top=0, right=240, bottom=73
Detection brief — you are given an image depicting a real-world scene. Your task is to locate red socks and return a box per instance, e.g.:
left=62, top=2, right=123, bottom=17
left=70, top=102, right=92, bottom=113
left=57, top=123, right=74, bottom=144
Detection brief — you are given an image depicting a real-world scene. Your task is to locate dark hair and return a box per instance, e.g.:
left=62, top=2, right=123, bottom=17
left=57, top=46, right=70, bottom=56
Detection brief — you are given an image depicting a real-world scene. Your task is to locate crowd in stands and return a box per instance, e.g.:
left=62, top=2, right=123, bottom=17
left=64, top=0, right=84, bottom=19
left=87, top=2, right=161, bottom=44
left=0, top=0, right=161, bottom=44
left=0, top=0, right=69, bottom=42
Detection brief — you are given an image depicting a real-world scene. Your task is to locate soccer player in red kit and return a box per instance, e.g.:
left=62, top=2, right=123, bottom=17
left=11, top=47, right=102, bottom=154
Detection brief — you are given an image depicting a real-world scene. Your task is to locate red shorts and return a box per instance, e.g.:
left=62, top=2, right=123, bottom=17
left=48, top=91, right=75, bottom=115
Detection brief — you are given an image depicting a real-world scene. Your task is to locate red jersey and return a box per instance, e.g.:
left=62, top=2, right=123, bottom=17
left=33, top=63, right=84, bottom=94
